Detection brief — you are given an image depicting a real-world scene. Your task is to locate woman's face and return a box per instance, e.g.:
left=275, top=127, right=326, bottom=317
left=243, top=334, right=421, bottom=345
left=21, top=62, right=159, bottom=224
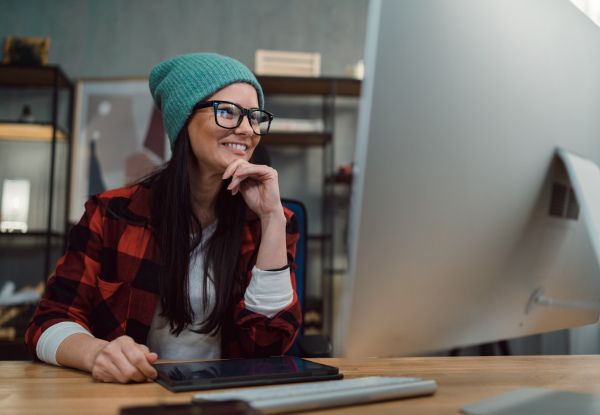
left=187, top=82, right=261, bottom=177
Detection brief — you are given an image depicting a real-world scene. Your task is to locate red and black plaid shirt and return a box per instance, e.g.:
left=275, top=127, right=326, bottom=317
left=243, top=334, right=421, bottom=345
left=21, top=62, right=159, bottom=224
left=25, top=185, right=302, bottom=359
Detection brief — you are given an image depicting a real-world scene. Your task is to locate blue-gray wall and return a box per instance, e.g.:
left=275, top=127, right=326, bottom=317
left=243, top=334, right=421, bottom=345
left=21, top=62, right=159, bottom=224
left=0, top=0, right=368, bottom=78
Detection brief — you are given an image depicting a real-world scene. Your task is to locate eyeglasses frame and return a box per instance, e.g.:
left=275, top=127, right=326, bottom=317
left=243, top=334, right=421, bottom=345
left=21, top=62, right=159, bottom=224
left=193, top=100, right=273, bottom=136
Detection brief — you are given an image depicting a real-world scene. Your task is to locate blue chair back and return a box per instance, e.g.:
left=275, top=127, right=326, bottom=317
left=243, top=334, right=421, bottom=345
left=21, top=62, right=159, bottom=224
left=281, top=199, right=307, bottom=356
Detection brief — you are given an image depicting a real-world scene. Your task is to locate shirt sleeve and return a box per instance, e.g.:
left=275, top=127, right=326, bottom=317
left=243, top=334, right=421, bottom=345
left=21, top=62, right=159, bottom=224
left=36, top=321, right=93, bottom=366
left=230, top=208, right=303, bottom=358
left=244, top=266, right=294, bottom=319
left=24, top=195, right=105, bottom=360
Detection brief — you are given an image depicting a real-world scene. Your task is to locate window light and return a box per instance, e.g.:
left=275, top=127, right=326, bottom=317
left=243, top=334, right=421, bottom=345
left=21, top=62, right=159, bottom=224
left=1, top=178, right=31, bottom=232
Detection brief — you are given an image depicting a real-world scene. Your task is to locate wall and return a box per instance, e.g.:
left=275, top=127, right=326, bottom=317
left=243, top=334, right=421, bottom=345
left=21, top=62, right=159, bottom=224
left=0, top=0, right=368, bottom=79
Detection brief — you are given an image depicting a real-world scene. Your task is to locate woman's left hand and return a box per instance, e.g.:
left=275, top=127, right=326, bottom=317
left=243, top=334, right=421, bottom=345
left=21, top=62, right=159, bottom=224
left=223, top=160, right=283, bottom=219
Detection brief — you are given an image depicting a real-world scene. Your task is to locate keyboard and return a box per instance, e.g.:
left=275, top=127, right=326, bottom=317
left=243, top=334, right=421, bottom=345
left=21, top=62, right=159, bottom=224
left=193, top=376, right=438, bottom=414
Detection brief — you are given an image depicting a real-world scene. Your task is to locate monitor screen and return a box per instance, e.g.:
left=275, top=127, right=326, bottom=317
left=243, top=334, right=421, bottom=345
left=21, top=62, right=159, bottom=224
left=336, top=0, right=600, bottom=358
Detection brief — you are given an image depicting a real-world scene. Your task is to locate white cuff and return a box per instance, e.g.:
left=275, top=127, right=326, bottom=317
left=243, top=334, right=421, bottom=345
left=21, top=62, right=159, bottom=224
left=244, top=266, right=294, bottom=319
left=36, top=322, right=93, bottom=366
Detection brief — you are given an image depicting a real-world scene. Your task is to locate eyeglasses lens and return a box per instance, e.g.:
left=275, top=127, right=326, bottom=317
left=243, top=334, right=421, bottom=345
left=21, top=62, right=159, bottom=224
left=214, top=102, right=271, bottom=135
left=250, top=110, right=271, bottom=134
left=215, top=103, right=241, bottom=128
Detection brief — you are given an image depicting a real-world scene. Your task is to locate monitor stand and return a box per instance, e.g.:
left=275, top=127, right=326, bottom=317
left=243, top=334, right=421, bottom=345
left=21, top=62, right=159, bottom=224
left=465, top=148, right=600, bottom=414
left=526, top=148, right=600, bottom=314
left=461, top=388, right=600, bottom=415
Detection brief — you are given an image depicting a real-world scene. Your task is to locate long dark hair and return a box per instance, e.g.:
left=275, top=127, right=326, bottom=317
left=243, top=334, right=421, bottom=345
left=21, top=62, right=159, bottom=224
left=139, top=126, right=247, bottom=336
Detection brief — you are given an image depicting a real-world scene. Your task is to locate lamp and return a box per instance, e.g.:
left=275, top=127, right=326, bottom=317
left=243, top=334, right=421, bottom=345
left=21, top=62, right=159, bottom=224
left=1, top=178, right=31, bottom=233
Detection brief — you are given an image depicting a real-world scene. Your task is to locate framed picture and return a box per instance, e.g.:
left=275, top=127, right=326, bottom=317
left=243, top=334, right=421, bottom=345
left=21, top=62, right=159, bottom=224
left=3, top=36, right=50, bottom=65
left=70, top=78, right=170, bottom=223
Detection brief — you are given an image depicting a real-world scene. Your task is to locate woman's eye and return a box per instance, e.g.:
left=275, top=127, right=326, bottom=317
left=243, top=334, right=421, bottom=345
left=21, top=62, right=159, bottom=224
left=216, top=105, right=239, bottom=119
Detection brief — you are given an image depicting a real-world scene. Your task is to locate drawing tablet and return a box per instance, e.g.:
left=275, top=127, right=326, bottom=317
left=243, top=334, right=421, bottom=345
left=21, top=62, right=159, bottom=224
left=153, top=356, right=343, bottom=392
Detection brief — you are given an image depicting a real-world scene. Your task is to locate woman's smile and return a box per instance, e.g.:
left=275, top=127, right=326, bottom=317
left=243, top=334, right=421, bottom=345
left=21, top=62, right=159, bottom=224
left=223, top=142, right=248, bottom=155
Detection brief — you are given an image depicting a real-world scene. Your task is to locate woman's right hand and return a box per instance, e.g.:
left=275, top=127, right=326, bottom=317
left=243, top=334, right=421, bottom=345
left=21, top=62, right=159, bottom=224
left=89, top=335, right=158, bottom=383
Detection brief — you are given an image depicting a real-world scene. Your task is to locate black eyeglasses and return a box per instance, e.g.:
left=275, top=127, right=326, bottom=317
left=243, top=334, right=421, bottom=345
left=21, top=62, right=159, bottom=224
left=193, top=100, right=273, bottom=136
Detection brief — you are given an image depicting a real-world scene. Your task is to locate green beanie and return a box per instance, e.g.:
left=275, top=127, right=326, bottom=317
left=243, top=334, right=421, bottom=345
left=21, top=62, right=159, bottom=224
left=149, top=53, right=264, bottom=149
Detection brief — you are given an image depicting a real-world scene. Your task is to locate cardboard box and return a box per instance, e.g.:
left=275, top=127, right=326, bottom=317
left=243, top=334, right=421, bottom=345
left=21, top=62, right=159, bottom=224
left=255, top=49, right=321, bottom=77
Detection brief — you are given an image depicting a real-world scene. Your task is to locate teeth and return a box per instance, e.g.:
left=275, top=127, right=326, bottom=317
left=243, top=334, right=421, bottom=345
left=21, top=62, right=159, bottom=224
left=226, top=143, right=247, bottom=151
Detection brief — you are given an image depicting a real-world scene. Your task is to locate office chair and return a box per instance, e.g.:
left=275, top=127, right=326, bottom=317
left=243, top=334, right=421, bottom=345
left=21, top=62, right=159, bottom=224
left=282, top=199, right=331, bottom=358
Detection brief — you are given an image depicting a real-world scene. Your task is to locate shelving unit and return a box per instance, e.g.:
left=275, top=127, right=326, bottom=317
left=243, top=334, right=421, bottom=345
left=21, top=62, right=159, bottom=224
left=256, top=75, right=361, bottom=339
left=0, top=64, right=74, bottom=287
left=0, top=64, right=74, bottom=358
left=0, top=123, right=68, bottom=141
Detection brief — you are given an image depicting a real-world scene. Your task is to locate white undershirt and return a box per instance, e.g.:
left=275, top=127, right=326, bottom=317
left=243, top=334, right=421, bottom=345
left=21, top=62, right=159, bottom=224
left=36, top=221, right=294, bottom=365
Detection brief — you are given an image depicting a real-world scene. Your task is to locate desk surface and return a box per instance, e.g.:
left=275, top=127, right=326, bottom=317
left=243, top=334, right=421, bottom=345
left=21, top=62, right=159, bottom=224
left=2, top=355, right=600, bottom=415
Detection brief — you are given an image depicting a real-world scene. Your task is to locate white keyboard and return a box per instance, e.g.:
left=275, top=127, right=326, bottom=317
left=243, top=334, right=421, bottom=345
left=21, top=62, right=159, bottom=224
left=193, top=376, right=437, bottom=414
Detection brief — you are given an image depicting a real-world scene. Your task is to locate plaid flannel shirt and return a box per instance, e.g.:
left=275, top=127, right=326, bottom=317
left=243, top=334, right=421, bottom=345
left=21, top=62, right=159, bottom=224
left=25, top=184, right=301, bottom=359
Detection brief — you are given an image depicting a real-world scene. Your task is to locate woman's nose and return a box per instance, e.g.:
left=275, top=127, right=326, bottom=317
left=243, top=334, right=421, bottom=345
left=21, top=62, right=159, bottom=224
left=234, top=114, right=256, bottom=136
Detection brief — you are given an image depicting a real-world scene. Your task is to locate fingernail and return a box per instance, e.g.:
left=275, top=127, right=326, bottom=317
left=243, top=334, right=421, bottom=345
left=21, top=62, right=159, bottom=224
left=227, top=182, right=233, bottom=190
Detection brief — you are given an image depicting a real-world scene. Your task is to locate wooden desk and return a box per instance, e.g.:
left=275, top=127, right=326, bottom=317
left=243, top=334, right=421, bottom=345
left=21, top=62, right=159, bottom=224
left=2, top=356, right=600, bottom=415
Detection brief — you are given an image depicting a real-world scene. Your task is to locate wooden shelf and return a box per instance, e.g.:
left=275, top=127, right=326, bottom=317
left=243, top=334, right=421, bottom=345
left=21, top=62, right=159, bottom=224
left=325, top=268, right=348, bottom=276
left=0, top=123, right=67, bottom=141
left=256, top=75, right=361, bottom=96
left=327, top=173, right=353, bottom=184
left=0, top=231, right=64, bottom=239
left=261, top=132, right=331, bottom=146
left=307, top=234, right=332, bottom=241
left=0, top=64, right=72, bottom=88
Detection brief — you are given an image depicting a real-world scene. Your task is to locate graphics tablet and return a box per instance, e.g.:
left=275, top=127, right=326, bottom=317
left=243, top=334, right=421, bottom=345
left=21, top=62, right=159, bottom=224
left=153, top=356, right=343, bottom=392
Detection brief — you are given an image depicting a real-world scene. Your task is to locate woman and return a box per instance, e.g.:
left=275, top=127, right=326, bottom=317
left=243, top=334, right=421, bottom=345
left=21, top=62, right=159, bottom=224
left=25, top=53, right=302, bottom=384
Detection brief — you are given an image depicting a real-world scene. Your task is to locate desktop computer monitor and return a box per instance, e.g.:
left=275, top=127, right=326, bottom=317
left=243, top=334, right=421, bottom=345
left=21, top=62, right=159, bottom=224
left=336, top=0, right=600, bottom=358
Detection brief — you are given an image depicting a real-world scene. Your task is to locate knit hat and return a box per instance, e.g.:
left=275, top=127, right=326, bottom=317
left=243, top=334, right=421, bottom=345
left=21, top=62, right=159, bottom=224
left=149, top=53, right=264, bottom=148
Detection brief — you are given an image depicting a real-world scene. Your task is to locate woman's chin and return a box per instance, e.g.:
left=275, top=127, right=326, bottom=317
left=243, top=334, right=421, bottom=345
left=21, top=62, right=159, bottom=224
left=222, top=153, right=250, bottom=167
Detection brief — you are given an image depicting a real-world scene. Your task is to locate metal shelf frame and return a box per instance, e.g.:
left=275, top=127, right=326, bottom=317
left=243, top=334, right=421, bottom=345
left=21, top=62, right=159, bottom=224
left=256, top=75, right=361, bottom=338
left=0, top=64, right=74, bottom=283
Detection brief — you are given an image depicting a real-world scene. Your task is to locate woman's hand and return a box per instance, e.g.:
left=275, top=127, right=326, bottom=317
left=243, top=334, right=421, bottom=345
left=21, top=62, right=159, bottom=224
left=223, top=159, right=283, bottom=219
left=89, top=335, right=158, bottom=383
left=223, top=159, right=288, bottom=269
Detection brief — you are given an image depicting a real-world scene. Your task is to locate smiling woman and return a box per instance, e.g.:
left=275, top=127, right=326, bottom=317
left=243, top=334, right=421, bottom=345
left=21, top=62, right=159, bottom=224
left=24, top=53, right=301, bottom=384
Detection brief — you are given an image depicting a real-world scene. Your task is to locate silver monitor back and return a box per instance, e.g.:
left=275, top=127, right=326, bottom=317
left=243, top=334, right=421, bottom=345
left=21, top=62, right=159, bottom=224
left=336, top=0, right=600, bottom=358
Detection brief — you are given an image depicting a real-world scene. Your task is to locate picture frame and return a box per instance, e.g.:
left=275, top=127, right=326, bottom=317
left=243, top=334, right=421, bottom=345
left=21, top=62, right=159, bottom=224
left=70, top=78, right=170, bottom=223
left=3, top=36, right=50, bottom=66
